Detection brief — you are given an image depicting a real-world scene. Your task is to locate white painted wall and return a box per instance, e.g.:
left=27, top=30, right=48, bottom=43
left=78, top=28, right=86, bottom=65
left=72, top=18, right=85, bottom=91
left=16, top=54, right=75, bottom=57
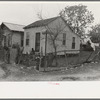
left=46, top=17, right=80, bottom=54
left=23, top=27, right=46, bottom=54
left=23, top=17, right=80, bottom=55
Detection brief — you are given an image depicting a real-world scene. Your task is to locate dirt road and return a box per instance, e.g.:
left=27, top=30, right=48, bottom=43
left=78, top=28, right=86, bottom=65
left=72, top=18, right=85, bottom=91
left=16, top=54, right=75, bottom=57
left=0, top=62, right=100, bottom=81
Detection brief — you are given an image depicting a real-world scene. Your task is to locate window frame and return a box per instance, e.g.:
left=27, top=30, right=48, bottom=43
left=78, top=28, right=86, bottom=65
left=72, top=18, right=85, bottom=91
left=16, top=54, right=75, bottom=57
left=62, top=33, right=66, bottom=46
left=26, top=32, right=30, bottom=46
left=72, top=37, right=75, bottom=49
left=35, top=32, right=40, bottom=52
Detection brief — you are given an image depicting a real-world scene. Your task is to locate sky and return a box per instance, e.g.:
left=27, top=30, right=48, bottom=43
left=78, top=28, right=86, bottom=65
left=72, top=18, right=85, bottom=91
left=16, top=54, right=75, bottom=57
left=0, top=1, right=100, bottom=26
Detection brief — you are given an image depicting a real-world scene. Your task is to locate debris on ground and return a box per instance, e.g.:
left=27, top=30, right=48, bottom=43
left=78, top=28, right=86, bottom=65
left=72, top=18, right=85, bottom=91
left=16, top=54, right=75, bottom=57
left=0, top=67, right=5, bottom=77
left=0, top=63, right=10, bottom=78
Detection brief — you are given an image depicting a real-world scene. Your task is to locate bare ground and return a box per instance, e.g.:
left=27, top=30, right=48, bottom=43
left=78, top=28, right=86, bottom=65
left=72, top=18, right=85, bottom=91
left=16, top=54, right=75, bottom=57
left=0, top=61, right=100, bottom=81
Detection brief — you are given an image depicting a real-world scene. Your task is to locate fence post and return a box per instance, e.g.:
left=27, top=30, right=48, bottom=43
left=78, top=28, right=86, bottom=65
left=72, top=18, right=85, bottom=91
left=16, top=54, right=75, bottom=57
left=39, top=47, right=43, bottom=71
left=64, top=50, right=68, bottom=67
left=76, top=50, right=81, bottom=65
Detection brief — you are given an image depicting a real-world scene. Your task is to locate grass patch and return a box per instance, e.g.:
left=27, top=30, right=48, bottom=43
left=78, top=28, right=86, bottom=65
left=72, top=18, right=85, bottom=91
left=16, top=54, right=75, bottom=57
left=53, top=50, right=100, bottom=68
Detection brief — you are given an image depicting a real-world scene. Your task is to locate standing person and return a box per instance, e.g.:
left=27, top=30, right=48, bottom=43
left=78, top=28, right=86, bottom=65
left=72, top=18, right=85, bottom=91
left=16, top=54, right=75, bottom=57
left=7, top=47, right=10, bottom=64
left=30, top=48, right=35, bottom=60
left=31, top=48, right=35, bottom=55
left=3, top=45, right=9, bottom=63
left=15, top=45, right=20, bottom=64
left=41, top=56, right=45, bottom=68
left=26, top=52, right=30, bottom=67
left=35, top=54, right=40, bottom=70
left=18, top=47, right=24, bottom=64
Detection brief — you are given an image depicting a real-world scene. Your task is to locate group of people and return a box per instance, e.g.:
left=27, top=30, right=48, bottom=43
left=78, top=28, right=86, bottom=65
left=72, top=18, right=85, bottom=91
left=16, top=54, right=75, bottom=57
left=29, top=48, right=46, bottom=70
left=3, top=45, right=23, bottom=64
left=30, top=48, right=44, bottom=70
left=3, top=45, right=45, bottom=70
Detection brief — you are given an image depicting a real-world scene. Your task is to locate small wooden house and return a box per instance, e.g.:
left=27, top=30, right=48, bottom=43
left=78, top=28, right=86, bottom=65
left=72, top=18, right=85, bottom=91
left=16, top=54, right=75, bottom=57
left=23, top=16, right=81, bottom=55
left=1, top=22, right=25, bottom=48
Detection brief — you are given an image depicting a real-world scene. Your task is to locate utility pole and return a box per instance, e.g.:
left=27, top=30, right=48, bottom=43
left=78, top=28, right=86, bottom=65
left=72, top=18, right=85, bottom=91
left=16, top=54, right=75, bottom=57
left=44, top=30, right=47, bottom=71
left=39, top=47, right=43, bottom=71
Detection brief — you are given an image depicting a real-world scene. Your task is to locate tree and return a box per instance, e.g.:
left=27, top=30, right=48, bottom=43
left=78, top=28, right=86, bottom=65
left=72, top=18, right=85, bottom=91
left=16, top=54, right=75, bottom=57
left=0, top=26, right=4, bottom=46
left=46, top=23, right=65, bottom=66
left=60, top=4, right=94, bottom=36
left=90, top=24, right=100, bottom=43
left=37, top=13, right=66, bottom=67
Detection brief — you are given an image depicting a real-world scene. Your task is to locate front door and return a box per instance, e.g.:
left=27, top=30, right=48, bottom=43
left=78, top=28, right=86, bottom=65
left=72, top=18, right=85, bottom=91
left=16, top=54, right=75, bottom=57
left=35, top=32, right=40, bottom=52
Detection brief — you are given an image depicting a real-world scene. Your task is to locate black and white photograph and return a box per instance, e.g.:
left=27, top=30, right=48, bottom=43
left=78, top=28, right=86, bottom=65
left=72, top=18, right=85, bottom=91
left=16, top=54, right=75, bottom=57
left=0, top=1, right=100, bottom=81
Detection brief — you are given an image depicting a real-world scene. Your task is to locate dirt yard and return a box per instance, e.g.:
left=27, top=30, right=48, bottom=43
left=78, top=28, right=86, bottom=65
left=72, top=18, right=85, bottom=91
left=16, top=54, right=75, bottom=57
left=0, top=60, right=100, bottom=81
left=0, top=49, right=100, bottom=81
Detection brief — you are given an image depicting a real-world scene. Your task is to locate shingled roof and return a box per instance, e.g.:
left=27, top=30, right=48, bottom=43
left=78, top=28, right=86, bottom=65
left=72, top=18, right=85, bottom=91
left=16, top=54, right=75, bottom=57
left=24, top=16, right=59, bottom=29
left=24, top=16, right=80, bottom=38
left=1, top=22, right=25, bottom=32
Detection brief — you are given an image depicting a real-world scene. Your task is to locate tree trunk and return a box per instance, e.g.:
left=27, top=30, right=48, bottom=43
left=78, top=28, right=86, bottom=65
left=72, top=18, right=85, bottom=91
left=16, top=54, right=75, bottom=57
left=53, top=43, right=58, bottom=67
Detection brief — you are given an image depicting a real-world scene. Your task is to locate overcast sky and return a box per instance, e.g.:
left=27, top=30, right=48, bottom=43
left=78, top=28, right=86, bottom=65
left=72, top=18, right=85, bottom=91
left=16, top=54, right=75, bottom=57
left=0, top=1, right=100, bottom=26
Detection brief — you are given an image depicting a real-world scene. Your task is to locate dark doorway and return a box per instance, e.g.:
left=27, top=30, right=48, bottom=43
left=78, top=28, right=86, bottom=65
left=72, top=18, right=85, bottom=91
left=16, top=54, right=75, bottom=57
left=35, top=32, right=40, bottom=52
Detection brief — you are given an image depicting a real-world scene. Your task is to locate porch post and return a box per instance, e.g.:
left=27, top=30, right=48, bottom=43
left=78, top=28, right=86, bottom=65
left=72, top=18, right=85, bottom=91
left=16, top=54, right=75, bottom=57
left=44, top=30, right=47, bottom=71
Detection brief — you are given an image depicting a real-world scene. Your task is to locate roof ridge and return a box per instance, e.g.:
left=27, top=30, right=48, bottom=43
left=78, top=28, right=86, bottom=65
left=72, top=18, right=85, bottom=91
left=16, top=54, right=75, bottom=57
left=2, top=22, right=25, bottom=26
left=38, top=16, right=59, bottom=21
left=24, top=16, right=60, bottom=29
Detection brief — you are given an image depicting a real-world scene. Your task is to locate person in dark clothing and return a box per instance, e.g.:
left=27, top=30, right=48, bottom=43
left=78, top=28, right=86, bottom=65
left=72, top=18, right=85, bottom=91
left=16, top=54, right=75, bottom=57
left=3, top=46, right=10, bottom=63
left=35, top=54, right=40, bottom=70
left=30, top=48, right=35, bottom=60
left=25, top=52, right=30, bottom=67
left=15, top=46, right=21, bottom=64
left=31, top=48, right=35, bottom=55
left=41, top=56, right=45, bottom=68
left=7, top=47, right=10, bottom=64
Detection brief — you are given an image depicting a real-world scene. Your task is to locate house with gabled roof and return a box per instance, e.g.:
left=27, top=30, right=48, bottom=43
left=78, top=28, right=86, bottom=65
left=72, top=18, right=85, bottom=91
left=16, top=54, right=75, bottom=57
left=23, top=16, right=81, bottom=55
left=1, top=22, right=25, bottom=47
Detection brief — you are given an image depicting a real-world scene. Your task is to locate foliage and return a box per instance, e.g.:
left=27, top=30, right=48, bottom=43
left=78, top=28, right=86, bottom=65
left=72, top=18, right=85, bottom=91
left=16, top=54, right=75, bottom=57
left=37, top=13, right=66, bottom=66
left=0, top=26, right=4, bottom=46
left=60, top=4, right=94, bottom=36
left=90, top=24, right=100, bottom=43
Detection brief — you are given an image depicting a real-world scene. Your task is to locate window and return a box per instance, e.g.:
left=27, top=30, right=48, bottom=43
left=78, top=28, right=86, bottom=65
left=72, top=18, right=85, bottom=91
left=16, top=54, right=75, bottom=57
left=62, top=33, right=66, bottom=45
left=35, top=32, right=40, bottom=52
left=72, top=37, right=75, bottom=49
left=26, top=33, right=29, bottom=46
